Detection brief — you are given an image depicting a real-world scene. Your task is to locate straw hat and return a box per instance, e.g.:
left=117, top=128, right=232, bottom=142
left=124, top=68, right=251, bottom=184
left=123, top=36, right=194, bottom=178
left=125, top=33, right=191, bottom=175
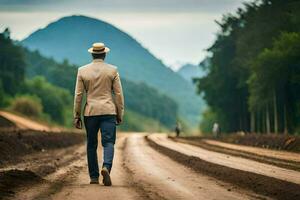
left=88, top=42, right=110, bottom=54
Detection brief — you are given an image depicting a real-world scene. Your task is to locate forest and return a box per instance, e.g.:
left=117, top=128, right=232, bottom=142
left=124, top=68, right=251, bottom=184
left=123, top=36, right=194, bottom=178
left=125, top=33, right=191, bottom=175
left=196, top=0, right=300, bottom=134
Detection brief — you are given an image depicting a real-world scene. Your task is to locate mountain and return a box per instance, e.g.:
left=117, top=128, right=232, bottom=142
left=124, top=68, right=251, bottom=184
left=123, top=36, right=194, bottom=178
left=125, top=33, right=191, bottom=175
left=21, top=15, right=203, bottom=125
left=177, top=63, right=205, bottom=83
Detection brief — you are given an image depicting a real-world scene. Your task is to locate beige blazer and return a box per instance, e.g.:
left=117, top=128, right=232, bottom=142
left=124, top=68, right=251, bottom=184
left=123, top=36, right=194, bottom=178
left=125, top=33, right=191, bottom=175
left=73, top=59, right=124, bottom=120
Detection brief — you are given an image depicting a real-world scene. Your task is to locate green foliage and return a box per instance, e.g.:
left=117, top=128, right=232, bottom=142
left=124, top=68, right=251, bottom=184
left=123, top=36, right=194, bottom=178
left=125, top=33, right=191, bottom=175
left=0, top=30, right=25, bottom=95
left=122, top=80, right=178, bottom=127
left=0, top=83, right=4, bottom=107
left=119, top=110, right=167, bottom=132
left=10, top=94, right=43, bottom=117
left=23, top=76, right=72, bottom=124
left=196, top=0, right=300, bottom=134
left=0, top=30, right=73, bottom=126
left=24, top=49, right=77, bottom=92
left=249, top=32, right=300, bottom=132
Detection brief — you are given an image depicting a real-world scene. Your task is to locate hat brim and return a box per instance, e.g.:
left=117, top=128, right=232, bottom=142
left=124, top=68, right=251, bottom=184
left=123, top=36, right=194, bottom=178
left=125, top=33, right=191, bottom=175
left=88, top=47, right=110, bottom=54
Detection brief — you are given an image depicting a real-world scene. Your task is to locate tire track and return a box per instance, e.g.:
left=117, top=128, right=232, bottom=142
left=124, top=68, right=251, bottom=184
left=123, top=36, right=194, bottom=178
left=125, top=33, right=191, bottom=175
left=146, top=135, right=300, bottom=200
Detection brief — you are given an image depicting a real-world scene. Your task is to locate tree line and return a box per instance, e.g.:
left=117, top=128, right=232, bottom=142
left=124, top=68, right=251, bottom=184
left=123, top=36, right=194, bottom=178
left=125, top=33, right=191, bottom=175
left=195, top=0, right=300, bottom=134
left=0, top=28, right=73, bottom=125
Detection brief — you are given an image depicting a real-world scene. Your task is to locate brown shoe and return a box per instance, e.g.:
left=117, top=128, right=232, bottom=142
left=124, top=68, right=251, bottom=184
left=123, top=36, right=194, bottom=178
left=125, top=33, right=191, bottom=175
left=90, top=178, right=99, bottom=184
left=101, top=167, right=112, bottom=186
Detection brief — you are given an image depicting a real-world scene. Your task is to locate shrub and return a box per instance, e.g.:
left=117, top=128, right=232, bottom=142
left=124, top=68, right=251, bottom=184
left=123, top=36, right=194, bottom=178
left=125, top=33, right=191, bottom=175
left=24, top=76, right=72, bottom=124
left=10, top=95, right=43, bottom=117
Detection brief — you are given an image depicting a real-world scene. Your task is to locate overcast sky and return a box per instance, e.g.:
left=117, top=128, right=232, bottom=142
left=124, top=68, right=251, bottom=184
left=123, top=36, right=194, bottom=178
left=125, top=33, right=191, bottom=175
left=0, top=0, right=251, bottom=70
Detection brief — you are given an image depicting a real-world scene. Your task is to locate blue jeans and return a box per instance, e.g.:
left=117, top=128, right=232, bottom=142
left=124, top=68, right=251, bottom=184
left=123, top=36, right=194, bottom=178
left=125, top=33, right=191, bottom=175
left=84, top=115, right=116, bottom=179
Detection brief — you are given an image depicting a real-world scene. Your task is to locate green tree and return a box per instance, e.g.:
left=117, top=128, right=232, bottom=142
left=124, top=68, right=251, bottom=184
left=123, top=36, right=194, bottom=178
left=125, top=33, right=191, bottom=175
left=24, top=76, right=72, bottom=124
left=0, top=29, right=25, bottom=95
left=195, top=0, right=300, bottom=134
left=249, top=32, right=300, bottom=133
left=122, top=80, right=178, bottom=127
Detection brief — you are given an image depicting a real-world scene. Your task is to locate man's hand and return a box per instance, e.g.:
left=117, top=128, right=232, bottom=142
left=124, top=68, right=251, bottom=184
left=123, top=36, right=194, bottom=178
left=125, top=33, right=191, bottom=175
left=74, top=118, right=82, bottom=129
left=116, top=117, right=122, bottom=125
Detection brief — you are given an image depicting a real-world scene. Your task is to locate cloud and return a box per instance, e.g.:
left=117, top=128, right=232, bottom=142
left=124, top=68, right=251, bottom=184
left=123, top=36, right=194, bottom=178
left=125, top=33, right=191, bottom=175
left=0, top=0, right=249, bottom=13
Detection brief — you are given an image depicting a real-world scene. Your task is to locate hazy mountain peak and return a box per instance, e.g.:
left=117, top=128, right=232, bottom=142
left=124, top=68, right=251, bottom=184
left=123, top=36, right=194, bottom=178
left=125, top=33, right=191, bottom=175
left=177, top=63, right=205, bottom=82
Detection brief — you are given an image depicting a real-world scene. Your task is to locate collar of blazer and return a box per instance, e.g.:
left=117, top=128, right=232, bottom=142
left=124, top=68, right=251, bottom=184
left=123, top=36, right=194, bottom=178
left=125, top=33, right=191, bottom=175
left=92, top=59, right=104, bottom=63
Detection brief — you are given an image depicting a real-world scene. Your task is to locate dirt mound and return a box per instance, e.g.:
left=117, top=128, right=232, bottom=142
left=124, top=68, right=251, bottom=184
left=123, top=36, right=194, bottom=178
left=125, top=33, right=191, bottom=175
left=147, top=136, right=300, bottom=200
left=0, top=169, right=43, bottom=199
left=182, top=133, right=300, bottom=153
left=0, top=129, right=84, bottom=167
left=219, top=134, right=300, bottom=152
left=0, top=116, right=16, bottom=128
left=218, top=134, right=300, bottom=152
left=0, top=111, right=51, bottom=131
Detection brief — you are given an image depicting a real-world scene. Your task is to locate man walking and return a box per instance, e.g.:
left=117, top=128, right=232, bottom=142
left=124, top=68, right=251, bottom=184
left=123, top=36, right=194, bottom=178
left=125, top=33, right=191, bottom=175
left=73, top=42, right=124, bottom=186
left=175, top=121, right=182, bottom=137
left=212, top=122, right=220, bottom=138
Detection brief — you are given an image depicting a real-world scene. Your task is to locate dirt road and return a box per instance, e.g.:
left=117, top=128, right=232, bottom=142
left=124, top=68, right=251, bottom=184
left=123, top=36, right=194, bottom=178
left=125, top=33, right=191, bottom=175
left=2, top=133, right=300, bottom=200
left=0, top=111, right=63, bottom=132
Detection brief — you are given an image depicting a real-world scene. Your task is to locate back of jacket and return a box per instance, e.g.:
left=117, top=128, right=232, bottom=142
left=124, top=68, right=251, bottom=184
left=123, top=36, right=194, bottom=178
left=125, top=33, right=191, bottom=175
left=73, top=59, right=124, bottom=120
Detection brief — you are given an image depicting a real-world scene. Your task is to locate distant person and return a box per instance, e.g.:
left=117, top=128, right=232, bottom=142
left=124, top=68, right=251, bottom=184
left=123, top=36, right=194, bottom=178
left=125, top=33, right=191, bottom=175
left=73, top=43, right=124, bottom=186
left=212, top=122, right=220, bottom=137
left=175, top=121, right=182, bottom=137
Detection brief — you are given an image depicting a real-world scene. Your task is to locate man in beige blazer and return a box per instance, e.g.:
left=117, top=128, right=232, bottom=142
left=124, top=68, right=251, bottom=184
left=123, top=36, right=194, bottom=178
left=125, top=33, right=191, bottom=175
left=73, top=43, right=124, bottom=186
